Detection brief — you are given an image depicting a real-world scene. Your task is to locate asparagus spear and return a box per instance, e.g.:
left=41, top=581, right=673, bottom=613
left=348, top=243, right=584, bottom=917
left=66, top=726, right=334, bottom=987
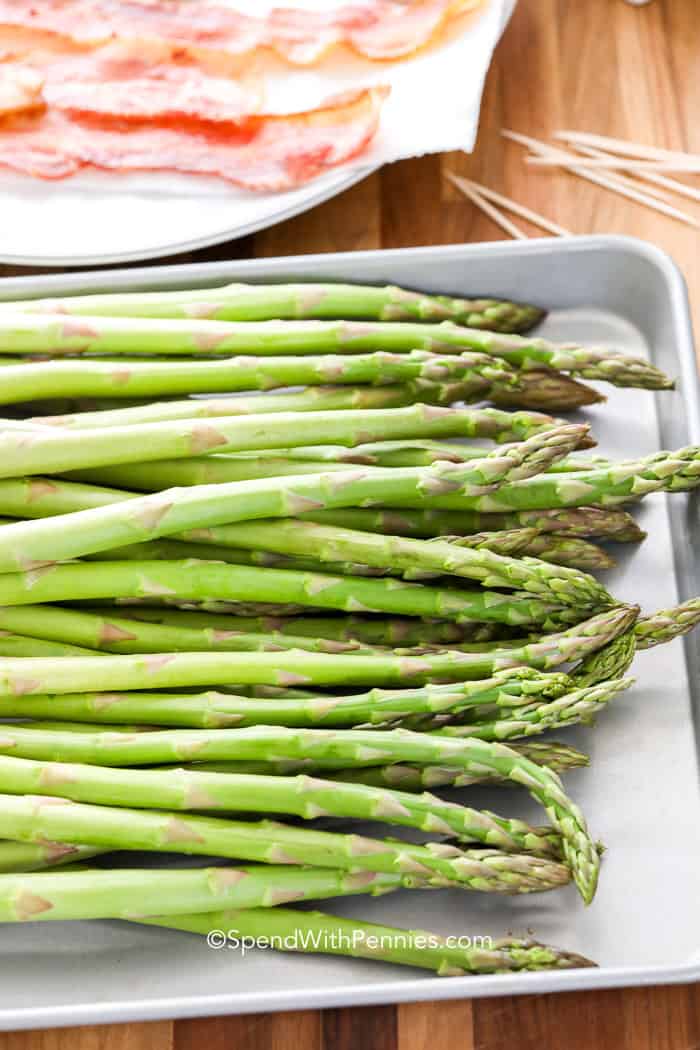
left=0, top=315, right=670, bottom=389
left=573, top=631, right=637, bottom=687
left=380, top=447, right=700, bottom=512
left=96, top=517, right=612, bottom=603
left=111, top=608, right=512, bottom=647
left=0, top=669, right=573, bottom=728
left=0, top=758, right=575, bottom=894
left=0, top=429, right=613, bottom=584
left=0, top=605, right=638, bottom=694
left=0, top=864, right=433, bottom=923
left=0, top=560, right=583, bottom=627
left=0, top=350, right=536, bottom=406
left=0, top=406, right=595, bottom=480
left=0, top=632, right=99, bottom=657
left=304, top=506, right=647, bottom=542
left=439, top=531, right=616, bottom=572
left=0, top=283, right=545, bottom=332
left=0, top=604, right=396, bottom=656
left=64, top=449, right=609, bottom=492
left=40, top=401, right=567, bottom=441
left=141, top=906, right=595, bottom=975
left=318, top=741, right=589, bottom=791
left=0, top=776, right=562, bottom=865
left=271, top=440, right=602, bottom=468
left=634, top=598, right=700, bottom=649
left=0, top=839, right=104, bottom=873
left=431, top=678, right=633, bottom=740
left=0, top=730, right=599, bottom=899
left=36, top=384, right=463, bottom=426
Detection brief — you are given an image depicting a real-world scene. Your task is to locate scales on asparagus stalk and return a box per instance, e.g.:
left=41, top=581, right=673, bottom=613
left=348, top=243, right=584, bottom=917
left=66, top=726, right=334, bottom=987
left=430, top=678, right=633, bottom=741
left=0, top=315, right=671, bottom=390
left=0, top=282, right=546, bottom=332
left=303, top=505, right=648, bottom=542
left=634, top=598, right=700, bottom=649
left=0, top=840, right=104, bottom=874
left=317, top=741, right=589, bottom=792
left=141, top=906, right=595, bottom=975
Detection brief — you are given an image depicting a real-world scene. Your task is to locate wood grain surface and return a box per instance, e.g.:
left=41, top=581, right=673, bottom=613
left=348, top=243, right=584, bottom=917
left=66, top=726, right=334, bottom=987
left=1, top=0, right=698, bottom=1045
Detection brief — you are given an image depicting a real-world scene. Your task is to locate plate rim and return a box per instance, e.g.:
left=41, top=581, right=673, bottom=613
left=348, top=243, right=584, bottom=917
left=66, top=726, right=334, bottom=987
left=0, top=165, right=376, bottom=268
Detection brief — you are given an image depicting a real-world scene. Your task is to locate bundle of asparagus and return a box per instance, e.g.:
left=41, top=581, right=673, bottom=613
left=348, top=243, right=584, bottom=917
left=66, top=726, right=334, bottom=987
left=0, top=277, right=695, bottom=979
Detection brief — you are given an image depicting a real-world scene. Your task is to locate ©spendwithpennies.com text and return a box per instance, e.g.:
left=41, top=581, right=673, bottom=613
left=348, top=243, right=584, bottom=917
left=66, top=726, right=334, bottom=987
left=206, top=929, right=494, bottom=956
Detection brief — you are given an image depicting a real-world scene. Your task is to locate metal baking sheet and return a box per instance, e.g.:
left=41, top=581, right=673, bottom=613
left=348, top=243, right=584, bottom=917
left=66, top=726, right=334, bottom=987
left=0, top=235, right=698, bottom=1027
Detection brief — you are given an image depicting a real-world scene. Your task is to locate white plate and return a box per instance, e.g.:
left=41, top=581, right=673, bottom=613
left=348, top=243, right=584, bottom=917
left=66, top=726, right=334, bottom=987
left=0, top=0, right=516, bottom=267
left=0, top=164, right=375, bottom=268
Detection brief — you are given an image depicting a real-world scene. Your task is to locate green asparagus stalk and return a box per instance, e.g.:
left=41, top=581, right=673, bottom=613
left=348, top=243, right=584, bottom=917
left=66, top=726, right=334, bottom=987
left=270, top=438, right=600, bottom=468
left=0, top=772, right=562, bottom=864
left=431, top=678, right=633, bottom=740
left=0, top=864, right=432, bottom=923
left=303, top=506, right=647, bottom=542
left=0, top=350, right=546, bottom=407
left=573, top=631, right=637, bottom=687
left=111, top=608, right=514, bottom=647
left=634, top=598, right=700, bottom=649
left=0, top=605, right=638, bottom=694
left=0, top=560, right=583, bottom=627
left=97, top=516, right=611, bottom=603
left=439, top=530, right=616, bottom=572
left=271, top=439, right=602, bottom=468
left=105, top=739, right=589, bottom=779
left=380, top=447, right=700, bottom=512
left=0, top=604, right=396, bottom=656
left=0, top=315, right=670, bottom=389
left=140, top=906, right=595, bottom=975
left=0, top=729, right=599, bottom=899
left=318, top=741, right=589, bottom=791
left=0, top=477, right=133, bottom=519
left=0, top=757, right=575, bottom=895
left=0, top=283, right=545, bottom=331
left=0, top=433, right=615, bottom=604
left=33, top=383, right=479, bottom=427
left=0, top=669, right=573, bottom=728
left=0, top=405, right=595, bottom=480
left=0, top=632, right=99, bottom=657
left=0, top=839, right=104, bottom=873
left=64, top=448, right=606, bottom=492
left=40, top=401, right=567, bottom=442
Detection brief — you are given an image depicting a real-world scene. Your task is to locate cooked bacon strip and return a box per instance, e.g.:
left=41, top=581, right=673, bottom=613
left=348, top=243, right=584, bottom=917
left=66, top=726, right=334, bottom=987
left=0, top=64, right=44, bottom=116
left=32, top=42, right=265, bottom=124
left=0, top=0, right=481, bottom=65
left=0, top=85, right=387, bottom=189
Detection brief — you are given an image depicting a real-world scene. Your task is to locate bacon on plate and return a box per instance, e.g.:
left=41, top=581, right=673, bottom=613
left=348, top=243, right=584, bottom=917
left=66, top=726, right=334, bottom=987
left=0, top=85, right=387, bottom=188
left=0, top=0, right=481, bottom=65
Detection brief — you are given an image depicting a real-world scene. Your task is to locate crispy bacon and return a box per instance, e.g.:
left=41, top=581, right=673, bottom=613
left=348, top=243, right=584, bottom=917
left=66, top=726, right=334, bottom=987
left=0, top=85, right=387, bottom=189
left=0, top=64, right=44, bottom=116
left=38, top=43, right=265, bottom=124
left=0, top=0, right=480, bottom=65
